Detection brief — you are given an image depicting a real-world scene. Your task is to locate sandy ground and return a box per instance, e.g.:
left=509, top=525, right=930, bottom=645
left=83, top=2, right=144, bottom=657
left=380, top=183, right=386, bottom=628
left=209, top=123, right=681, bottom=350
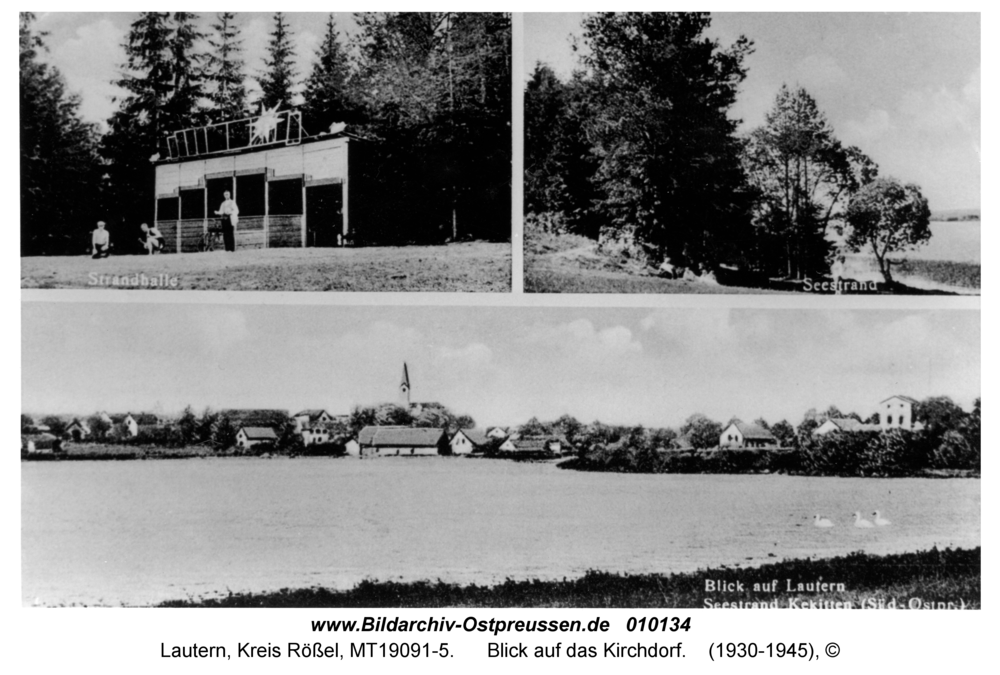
left=526, top=235, right=978, bottom=295
left=525, top=240, right=789, bottom=294
left=21, top=242, right=511, bottom=292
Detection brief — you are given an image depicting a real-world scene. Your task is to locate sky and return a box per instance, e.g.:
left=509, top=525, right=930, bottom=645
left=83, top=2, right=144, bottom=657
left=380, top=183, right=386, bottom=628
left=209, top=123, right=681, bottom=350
left=22, top=303, right=980, bottom=429
left=31, top=12, right=979, bottom=211
left=524, top=12, right=981, bottom=211
left=32, top=12, right=361, bottom=128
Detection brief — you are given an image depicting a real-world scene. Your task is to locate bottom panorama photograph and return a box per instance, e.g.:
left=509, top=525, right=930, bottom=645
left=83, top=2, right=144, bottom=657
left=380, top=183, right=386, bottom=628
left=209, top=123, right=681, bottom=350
left=21, top=303, right=980, bottom=608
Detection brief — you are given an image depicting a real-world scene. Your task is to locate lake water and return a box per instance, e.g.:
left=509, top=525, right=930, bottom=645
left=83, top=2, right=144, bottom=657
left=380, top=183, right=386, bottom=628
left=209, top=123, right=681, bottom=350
left=904, top=221, right=980, bottom=264
left=21, top=458, right=980, bottom=606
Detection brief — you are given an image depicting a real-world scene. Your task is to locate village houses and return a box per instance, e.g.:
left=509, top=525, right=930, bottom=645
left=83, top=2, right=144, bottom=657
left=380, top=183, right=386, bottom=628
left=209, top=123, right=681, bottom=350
left=448, top=428, right=491, bottom=455
left=236, top=426, right=278, bottom=451
left=719, top=420, right=779, bottom=449
left=98, top=412, right=161, bottom=438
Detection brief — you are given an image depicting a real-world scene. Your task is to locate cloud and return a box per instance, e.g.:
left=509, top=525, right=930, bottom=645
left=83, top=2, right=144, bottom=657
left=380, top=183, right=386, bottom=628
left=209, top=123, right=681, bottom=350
left=841, top=108, right=893, bottom=144
left=899, top=82, right=977, bottom=134
left=640, top=309, right=739, bottom=354
left=963, top=67, right=980, bottom=106
left=45, top=18, right=127, bottom=126
left=524, top=319, right=642, bottom=360
left=437, top=343, right=493, bottom=368
left=794, top=54, right=848, bottom=89
left=331, top=320, right=423, bottom=360
left=197, top=308, right=249, bottom=357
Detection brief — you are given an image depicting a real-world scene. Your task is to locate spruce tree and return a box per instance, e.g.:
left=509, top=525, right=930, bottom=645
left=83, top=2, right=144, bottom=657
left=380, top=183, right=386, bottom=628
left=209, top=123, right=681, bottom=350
left=301, top=14, right=352, bottom=132
left=20, top=12, right=101, bottom=255
left=101, top=12, right=208, bottom=232
left=206, top=12, right=247, bottom=122
left=579, top=12, right=755, bottom=272
left=101, top=12, right=174, bottom=230
left=164, top=12, right=206, bottom=130
left=257, top=13, right=297, bottom=111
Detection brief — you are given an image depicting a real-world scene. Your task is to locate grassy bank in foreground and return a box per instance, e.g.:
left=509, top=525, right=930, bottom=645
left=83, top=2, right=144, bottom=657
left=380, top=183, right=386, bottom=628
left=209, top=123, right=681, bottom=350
left=158, top=547, right=979, bottom=609
left=21, top=242, right=511, bottom=292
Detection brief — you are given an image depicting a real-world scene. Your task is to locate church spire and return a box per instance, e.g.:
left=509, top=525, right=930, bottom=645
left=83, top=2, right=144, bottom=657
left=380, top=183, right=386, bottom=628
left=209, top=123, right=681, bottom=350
left=399, top=362, right=411, bottom=407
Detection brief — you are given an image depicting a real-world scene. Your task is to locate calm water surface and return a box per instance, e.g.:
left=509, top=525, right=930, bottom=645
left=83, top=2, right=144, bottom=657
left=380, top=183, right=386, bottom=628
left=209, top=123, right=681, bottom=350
left=905, top=221, right=980, bottom=263
left=22, top=458, right=980, bottom=606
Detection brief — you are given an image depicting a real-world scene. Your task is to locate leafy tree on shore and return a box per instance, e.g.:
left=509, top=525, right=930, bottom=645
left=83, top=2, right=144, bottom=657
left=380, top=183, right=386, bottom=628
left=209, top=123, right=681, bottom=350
left=743, top=85, right=878, bottom=279
left=211, top=414, right=237, bottom=451
left=40, top=415, right=69, bottom=437
left=198, top=408, right=218, bottom=444
left=770, top=420, right=796, bottom=447
left=257, top=13, right=297, bottom=111
left=21, top=414, right=35, bottom=432
left=681, top=413, right=723, bottom=449
left=524, top=65, right=602, bottom=235
left=86, top=414, right=111, bottom=441
left=177, top=405, right=199, bottom=445
left=518, top=417, right=552, bottom=436
left=350, top=12, right=511, bottom=242
left=843, top=177, right=931, bottom=285
left=453, top=414, right=476, bottom=430
left=205, top=12, right=247, bottom=122
left=276, top=419, right=305, bottom=454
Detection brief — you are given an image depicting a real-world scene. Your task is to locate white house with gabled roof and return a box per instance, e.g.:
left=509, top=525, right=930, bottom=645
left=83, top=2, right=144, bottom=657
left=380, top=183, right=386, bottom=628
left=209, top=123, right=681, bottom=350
left=880, top=395, right=918, bottom=431
left=449, top=429, right=490, bottom=455
left=719, top=420, right=778, bottom=449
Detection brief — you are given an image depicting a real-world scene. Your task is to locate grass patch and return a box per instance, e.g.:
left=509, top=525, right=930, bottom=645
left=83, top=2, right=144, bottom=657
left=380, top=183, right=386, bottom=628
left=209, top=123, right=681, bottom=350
left=895, top=259, right=980, bottom=289
left=525, top=266, right=788, bottom=294
left=25, top=443, right=217, bottom=461
left=158, top=547, right=979, bottom=608
left=21, top=242, right=511, bottom=292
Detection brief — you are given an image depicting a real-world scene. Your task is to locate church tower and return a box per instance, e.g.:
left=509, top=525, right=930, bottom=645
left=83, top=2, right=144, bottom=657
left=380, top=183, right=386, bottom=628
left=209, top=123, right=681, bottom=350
left=399, top=363, right=411, bottom=408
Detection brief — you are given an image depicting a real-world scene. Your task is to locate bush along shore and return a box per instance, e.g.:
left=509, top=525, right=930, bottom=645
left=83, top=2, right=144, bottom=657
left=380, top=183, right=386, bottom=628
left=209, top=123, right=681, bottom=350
left=561, top=429, right=980, bottom=478
left=158, top=547, right=978, bottom=608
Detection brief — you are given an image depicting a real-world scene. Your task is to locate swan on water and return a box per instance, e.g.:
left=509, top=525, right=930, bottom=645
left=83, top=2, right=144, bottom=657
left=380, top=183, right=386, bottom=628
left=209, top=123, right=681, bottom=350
left=853, top=511, right=875, bottom=528
left=813, top=515, right=834, bottom=528
left=873, top=511, right=891, bottom=526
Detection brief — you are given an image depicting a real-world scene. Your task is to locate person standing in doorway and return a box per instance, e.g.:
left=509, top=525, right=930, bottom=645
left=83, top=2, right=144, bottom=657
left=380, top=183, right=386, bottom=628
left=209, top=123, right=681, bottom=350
left=214, top=190, right=239, bottom=252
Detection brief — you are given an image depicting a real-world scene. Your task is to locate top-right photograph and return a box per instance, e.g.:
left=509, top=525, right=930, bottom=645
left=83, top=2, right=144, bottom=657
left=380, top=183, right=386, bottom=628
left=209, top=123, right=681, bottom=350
left=524, top=13, right=980, bottom=295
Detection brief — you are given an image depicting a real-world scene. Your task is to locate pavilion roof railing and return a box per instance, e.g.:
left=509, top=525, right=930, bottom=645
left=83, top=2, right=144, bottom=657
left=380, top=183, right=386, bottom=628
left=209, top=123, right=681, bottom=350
left=163, top=108, right=303, bottom=162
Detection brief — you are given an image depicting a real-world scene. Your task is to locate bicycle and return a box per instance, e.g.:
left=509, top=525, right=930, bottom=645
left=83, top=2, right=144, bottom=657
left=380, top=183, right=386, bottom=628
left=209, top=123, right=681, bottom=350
left=199, top=227, right=225, bottom=252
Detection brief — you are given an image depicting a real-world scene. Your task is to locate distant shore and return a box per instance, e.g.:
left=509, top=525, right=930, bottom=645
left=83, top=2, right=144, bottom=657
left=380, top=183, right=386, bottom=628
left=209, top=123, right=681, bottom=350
left=157, top=547, right=979, bottom=609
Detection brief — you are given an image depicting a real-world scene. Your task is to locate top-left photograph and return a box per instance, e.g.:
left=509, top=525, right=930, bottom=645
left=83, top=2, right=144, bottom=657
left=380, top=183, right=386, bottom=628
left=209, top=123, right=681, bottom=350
left=20, top=12, right=512, bottom=292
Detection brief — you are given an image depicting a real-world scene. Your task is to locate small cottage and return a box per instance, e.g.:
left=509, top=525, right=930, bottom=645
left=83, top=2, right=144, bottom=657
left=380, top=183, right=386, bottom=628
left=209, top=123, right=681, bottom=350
left=486, top=427, right=510, bottom=440
left=236, top=426, right=279, bottom=450
left=449, top=429, right=491, bottom=455
left=65, top=418, right=91, bottom=441
left=719, top=420, right=778, bottom=449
